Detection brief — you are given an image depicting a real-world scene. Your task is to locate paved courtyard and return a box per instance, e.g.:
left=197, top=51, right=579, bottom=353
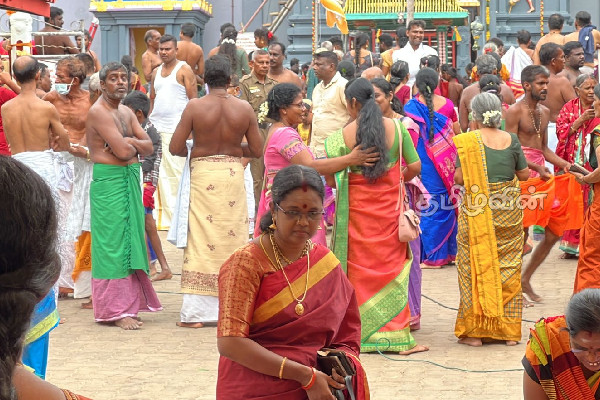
left=47, top=233, right=578, bottom=399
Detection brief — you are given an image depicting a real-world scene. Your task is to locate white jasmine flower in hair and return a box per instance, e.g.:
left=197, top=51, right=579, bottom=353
left=482, top=110, right=501, bottom=125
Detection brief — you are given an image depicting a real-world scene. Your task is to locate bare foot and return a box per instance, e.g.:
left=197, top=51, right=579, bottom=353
left=58, top=287, right=73, bottom=299
left=506, top=340, right=518, bottom=346
left=458, top=337, right=483, bottom=347
left=527, top=7, right=535, bottom=12
left=398, top=344, right=429, bottom=355
left=151, top=270, right=173, bottom=281
left=522, top=282, right=542, bottom=303
left=421, top=263, right=442, bottom=270
left=81, top=300, right=93, bottom=309
left=176, top=322, right=204, bottom=328
left=149, top=265, right=157, bottom=277
left=560, top=252, right=578, bottom=260
left=114, top=317, right=143, bottom=330
left=523, top=297, right=535, bottom=308
left=59, top=318, right=66, bottom=324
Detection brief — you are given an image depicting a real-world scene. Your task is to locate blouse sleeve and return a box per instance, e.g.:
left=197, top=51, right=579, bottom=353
left=217, top=246, right=263, bottom=338
left=512, top=134, right=528, bottom=171
left=400, top=123, right=420, bottom=164
left=278, top=127, right=308, bottom=161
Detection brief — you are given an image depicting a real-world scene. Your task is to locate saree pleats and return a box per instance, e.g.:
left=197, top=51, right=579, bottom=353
left=347, top=166, right=415, bottom=352
left=454, top=131, right=523, bottom=342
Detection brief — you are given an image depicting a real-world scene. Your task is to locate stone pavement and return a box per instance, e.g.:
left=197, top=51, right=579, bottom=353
left=47, top=233, right=579, bottom=399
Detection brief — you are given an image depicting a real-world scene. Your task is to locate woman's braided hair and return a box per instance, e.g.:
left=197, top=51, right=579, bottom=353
left=0, top=158, right=60, bottom=400
left=415, top=67, right=439, bottom=142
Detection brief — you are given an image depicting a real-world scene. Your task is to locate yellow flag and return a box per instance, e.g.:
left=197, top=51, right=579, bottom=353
left=319, top=0, right=349, bottom=34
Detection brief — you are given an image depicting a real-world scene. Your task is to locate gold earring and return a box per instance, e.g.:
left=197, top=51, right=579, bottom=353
left=269, top=219, right=277, bottom=230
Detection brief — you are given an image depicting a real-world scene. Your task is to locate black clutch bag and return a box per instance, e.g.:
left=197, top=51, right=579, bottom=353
left=569, top=163, right=590, bottom=176
left=316, top=348, right=356, bottom=377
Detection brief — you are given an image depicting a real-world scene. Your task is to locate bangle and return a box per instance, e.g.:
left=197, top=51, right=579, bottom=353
left=278, top=357, right=287, bottom=380
left=85, top=149, right=90, bottom=162
left=301, top=367, right=316, bottom=390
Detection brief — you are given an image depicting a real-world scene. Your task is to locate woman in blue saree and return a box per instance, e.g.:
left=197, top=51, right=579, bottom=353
left=404, top=68, right=460, bottom=267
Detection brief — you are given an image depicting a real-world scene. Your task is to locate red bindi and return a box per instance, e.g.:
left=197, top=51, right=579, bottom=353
left=302, top=204, right=307, bottom=209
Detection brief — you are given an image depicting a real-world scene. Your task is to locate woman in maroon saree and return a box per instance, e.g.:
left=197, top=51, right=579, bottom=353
left=217, top=165, right=369, bottom=400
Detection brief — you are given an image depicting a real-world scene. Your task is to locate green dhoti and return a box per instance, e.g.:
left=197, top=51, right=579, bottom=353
left=90, top=163, right=149, bottom=279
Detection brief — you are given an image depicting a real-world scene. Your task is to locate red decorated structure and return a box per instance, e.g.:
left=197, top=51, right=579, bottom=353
left=0, top=0, right=54, bottom=17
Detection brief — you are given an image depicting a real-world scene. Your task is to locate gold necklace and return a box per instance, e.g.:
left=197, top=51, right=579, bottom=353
left=269, top=234, right=312, bottom=316
left=524, top=101, right=542, bottom=139
left=270, top=233, right=309, bottom=264
left=259, top=234, right=279, bottom=270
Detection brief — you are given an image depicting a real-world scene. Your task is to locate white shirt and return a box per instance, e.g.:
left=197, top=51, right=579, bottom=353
left=392, top=43, right=438, bottom=88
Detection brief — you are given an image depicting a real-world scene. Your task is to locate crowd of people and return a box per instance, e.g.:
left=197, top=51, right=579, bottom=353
left=3, top=5, right=600, bottom=399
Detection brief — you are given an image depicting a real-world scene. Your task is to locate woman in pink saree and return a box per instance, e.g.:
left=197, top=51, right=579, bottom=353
left=253, top=83, right=378, bottom=245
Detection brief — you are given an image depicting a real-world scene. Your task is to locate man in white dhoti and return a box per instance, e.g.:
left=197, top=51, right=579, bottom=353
left=169, top=55, right=263, bottom=328
left=149, top=34, right=197, bottom=230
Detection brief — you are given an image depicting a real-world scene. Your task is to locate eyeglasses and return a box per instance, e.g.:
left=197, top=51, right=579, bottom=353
left=570, top=339, right=600, bottom=359
left=276, top=203, right=324, bottom=222
left=289, top=102, right=307, bottom=109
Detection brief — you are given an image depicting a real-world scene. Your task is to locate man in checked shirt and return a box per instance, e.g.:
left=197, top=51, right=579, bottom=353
left=123, top=90, right=173, bottom=281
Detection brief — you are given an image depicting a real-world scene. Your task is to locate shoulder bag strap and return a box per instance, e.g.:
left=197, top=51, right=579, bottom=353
left=393, top=119, right=405, bottom=214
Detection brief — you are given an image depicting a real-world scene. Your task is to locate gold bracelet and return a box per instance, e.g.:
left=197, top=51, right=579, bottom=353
left=85, top=149, right=91, bottom=162
left=278, top=357, right=287, bottom=380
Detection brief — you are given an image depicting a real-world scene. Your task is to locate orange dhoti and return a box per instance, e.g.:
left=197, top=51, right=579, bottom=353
left=520, top=146, right=583, bottom=236
left=574, top=183, right=600, bottom=293
left=72, top=231, right=92, bottom=299
left=520, top=174, right=583, bottom=236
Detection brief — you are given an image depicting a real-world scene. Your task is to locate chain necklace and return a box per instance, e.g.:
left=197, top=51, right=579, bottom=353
left=259, top=234, right=278, bottom=269
left=269, top=233, right=312, bottom=316
left=524, top=101, right=542, bottom=139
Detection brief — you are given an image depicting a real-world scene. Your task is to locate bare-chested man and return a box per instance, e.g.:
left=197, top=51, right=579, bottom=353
left=34, top=7, right=79, bottom=56
left=177, top=23, right=205, bottom=87
left=169, top=55, right=263, bottom=328
left=558, top=41, right=585, bottom=87
left=141, top=29, right=162, bottom=83
left=3, top=56, right=69, bottom=158
left=459, top=54, right=516, bottom=132
left=2, top=55, right=70, bottom=375
left=539, top=43, right=576, bottom=122
left=44, top=57, right=90, bottom=148
left=268, top=42, right=302, bottom=87
left=505, top=65, right=571, bottom=305
left=539, top=42, right=576, bottom=163
left=564, top=11, right=600, bottom=69
left=35, top=63, right=52, bottom=99
left=533, top=14, right=565, bottom=65
left=43, top=56, right=94, bottom=303
left=86, top=62, right=162, bottom=330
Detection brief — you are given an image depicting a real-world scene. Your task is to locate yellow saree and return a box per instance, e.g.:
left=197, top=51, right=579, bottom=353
left=454, top=131, right=523, bottom=342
